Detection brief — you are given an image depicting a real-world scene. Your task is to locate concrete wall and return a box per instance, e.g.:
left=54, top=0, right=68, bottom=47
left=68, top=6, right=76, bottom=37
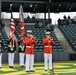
left=2, top=52, right=70, bottom=63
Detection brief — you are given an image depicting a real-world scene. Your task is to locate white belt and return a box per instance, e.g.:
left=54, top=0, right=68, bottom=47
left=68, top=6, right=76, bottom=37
left=26, top=46, right=33, bottom=48
left=44, top=46, right=52, bottom=47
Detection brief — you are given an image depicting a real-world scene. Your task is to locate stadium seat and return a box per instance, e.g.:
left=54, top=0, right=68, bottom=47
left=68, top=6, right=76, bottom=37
left=15, top=25, right=63, bottom=52
left=1, top=29, right=8, bottom=52
left=59, top=24, right=76, bottom=51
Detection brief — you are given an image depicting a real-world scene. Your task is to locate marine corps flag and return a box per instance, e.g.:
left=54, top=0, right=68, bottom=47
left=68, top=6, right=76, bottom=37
left=19, top=5, right=25, bottom=40
left=9, top=4, right=16, bottom=39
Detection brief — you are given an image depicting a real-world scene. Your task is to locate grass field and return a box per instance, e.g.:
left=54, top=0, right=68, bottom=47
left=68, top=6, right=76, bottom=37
left=0, top=61, right=76, bottom=75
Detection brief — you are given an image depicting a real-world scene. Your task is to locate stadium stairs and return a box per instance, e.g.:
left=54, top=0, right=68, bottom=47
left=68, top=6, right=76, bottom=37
left=54, top=25, right=73, bottom=52
left=58, top=25, right=76, bottom=52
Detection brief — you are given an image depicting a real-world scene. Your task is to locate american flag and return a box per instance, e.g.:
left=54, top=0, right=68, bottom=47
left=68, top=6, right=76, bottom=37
left=9, top=5, right=16, bottom=39
left=19, top=5, right=25, bottom=40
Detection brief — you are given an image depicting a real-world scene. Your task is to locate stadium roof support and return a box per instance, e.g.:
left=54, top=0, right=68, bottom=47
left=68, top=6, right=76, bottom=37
left=49, top=0, right=51, bottom=3
left=0, top=0, right=1, bottom=18
left=48, top=4, right=50, bottom=20
left=44, top=13, right=46, bottom=24
left=2, top=0, right=47, bottom=4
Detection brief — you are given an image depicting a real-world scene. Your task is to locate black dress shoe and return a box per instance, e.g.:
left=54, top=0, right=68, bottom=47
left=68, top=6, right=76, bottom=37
left=26, top=71, right=29, bottom=72
left=30, top=70, right=35, bottom=72
left=9, top=66, right=14, bottom=68
left=45, top=70, right=47, bottom=71
left=11, top=66, right=14, bottom=68
left=9, top=66, right=11, bottom=68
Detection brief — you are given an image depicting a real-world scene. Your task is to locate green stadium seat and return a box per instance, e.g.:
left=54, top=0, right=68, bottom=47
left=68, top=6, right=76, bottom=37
left=59, top=24, right=76, bottom=51
left=15, top=25, right=63, bottom=52
left=1, top=29, right=8, bottom=52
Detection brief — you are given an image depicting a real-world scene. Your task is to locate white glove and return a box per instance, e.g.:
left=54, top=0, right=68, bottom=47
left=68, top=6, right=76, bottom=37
left=31, top=35, right=34, bottom=39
